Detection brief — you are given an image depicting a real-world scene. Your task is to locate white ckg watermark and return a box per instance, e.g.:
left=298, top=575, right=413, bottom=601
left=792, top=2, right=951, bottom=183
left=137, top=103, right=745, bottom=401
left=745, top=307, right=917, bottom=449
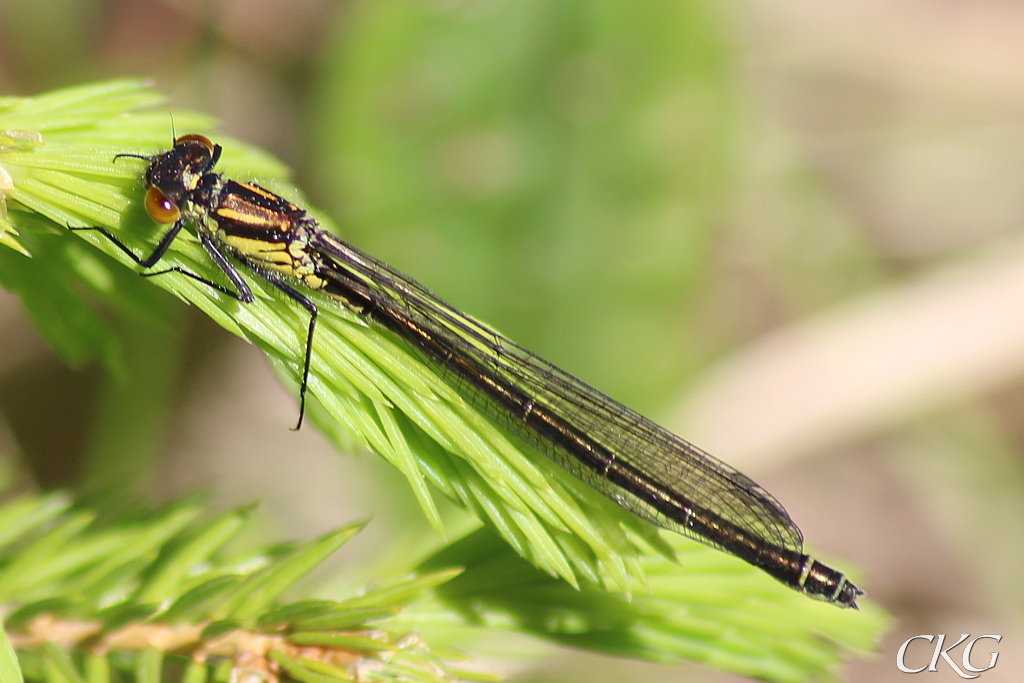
left=896, top=634, right=1002, bottom=678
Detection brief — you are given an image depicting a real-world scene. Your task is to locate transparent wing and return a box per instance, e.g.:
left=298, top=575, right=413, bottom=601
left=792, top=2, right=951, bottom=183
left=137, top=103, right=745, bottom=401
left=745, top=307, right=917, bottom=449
left=312, top=232, right=804, bottom=554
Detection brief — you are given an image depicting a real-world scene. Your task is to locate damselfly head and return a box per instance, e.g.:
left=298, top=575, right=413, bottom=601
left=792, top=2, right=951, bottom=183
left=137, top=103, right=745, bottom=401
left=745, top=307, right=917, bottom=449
left=141, top=134, right=221, bottom=223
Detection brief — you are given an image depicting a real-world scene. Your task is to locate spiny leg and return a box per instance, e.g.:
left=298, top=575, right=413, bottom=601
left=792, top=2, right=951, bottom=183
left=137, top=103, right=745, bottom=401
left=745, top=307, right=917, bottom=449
left=76, top=222, right=315, bottom=427
left=72, top=223, right=255, bottom=304
left=71, top=220, right=187, bottom=269
left=254, top=274, right=318, bottom=431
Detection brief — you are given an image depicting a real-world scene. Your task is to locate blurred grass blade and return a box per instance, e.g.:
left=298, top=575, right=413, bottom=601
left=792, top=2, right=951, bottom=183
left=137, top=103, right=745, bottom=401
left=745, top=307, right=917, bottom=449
left=0, top=619, right=24, bottom=683
left=220, top=522, right=365, bottom=623
left=134, top=505, right=254, bottom=604
left=0, top=493, right=71, bottom=553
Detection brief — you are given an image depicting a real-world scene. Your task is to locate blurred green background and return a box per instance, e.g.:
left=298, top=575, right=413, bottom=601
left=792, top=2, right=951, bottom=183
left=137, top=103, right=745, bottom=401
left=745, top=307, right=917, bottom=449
left=2, top=0, right=1024, bottom=681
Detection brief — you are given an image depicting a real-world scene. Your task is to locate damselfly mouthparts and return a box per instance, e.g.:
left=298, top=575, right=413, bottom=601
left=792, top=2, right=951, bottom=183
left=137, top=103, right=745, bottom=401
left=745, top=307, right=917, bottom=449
left=77, top=134, right=863, bottom=608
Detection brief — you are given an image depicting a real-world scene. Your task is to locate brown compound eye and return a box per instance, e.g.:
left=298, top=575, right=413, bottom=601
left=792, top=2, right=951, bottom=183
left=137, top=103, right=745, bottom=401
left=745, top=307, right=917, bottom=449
left=145, top=187, right=181, bottom=224
left=173, top=133, right=214, bottom=152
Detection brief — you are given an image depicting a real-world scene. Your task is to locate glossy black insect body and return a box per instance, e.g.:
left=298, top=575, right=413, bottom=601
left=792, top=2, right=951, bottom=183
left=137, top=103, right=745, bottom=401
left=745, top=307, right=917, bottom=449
left=80, top=135, right=863, bottom=608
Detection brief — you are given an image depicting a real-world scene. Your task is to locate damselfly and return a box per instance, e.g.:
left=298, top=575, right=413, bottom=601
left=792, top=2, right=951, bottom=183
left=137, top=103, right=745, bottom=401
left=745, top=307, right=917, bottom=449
left=77, top=134, right=863, bottom=608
